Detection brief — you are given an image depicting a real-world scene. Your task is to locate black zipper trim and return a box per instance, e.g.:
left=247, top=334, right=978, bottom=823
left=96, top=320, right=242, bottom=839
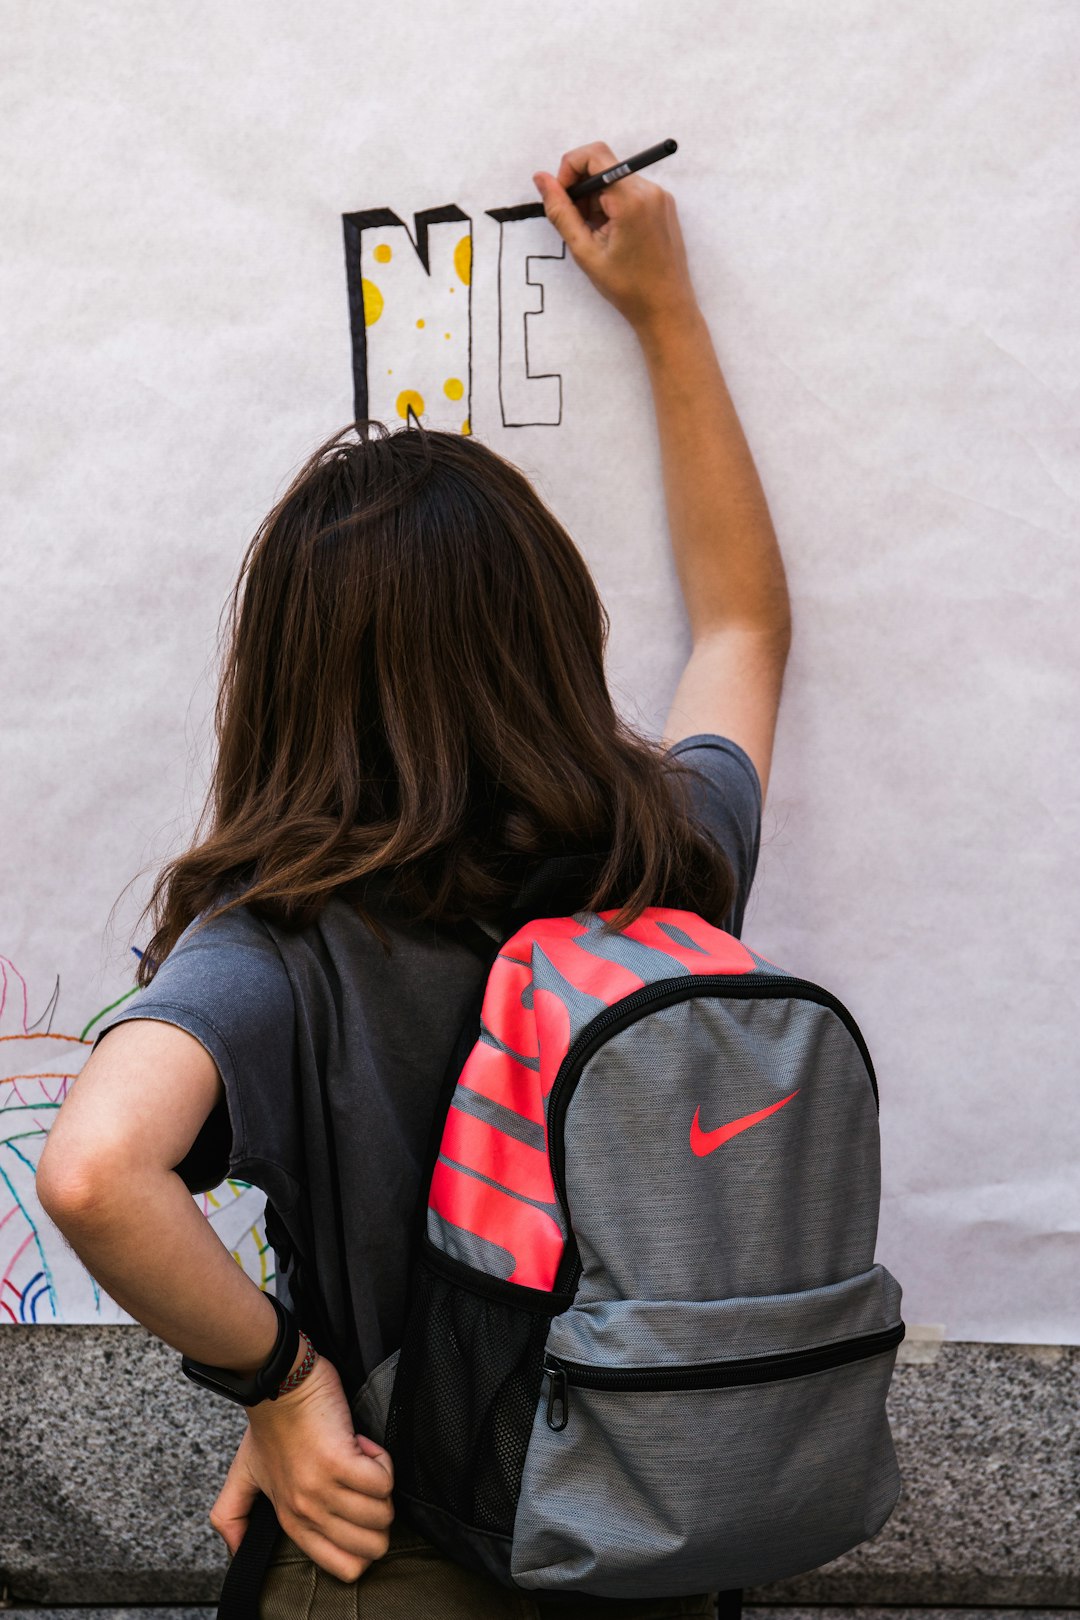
left=548, top=973, right=879, bottom=1298
left=543, top=1320, right=905, bottom=1429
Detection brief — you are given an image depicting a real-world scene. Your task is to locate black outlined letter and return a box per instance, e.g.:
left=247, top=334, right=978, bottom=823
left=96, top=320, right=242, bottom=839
left=485, top=204, right=566, bottom=427
left=343, top=206, right=473, bottom=433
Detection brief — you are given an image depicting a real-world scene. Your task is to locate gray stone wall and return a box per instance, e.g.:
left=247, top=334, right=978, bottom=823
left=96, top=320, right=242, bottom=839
left=2, top=1327, right=1077, bottom=1606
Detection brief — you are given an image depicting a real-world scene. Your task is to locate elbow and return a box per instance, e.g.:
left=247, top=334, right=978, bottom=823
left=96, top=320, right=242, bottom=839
left=36, top=1147, right=120, bottom=1228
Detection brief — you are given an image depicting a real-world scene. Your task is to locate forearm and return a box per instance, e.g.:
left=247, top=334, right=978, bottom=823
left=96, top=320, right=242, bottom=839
left=637, top=305, right=791, bottom=644
left=45, top=1166, right=395, bottom=1581
left=44, top=1166, right=295, bottom=1378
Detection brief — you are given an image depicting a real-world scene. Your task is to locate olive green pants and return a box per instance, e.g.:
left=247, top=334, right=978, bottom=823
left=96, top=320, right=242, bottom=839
left=257, top=1519, right=722, bottom=1620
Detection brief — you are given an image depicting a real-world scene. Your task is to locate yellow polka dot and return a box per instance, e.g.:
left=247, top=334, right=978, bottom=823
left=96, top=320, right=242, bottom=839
left=387, top=368, right=392, bottom=374
left=444, top=332, right=451, bottom=339
left=361, top=278, right=383, bottom=326
left=396, top=389, right=424, bottom=420
left=416, top=318, right=425, bottom=328
left=454, top=234, right=472, bottom=286
left=373, top=243, right=392, bottom=263
left=449, top=286, right=455, bottom=293
left=444, top=377, right=464, bottom=401
left=462, top=417, right=471, bottom=436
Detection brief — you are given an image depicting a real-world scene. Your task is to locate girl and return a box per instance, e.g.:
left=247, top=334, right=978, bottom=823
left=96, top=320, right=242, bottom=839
left=37, top=140, right=792, bottom=1618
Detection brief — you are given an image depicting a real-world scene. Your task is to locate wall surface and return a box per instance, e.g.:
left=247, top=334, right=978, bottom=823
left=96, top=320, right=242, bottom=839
left=2, top=1327, right=1077, bottom=1606
left=3, top=0, right=1078, bottom=1349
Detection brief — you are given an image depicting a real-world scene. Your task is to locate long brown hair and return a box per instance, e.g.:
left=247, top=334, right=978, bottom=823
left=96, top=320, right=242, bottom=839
left=131, top=421, right=736, bottom=985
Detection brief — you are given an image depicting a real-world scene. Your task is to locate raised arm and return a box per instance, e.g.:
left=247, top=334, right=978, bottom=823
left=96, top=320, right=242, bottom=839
left=533, top=142, right=792, bottom=804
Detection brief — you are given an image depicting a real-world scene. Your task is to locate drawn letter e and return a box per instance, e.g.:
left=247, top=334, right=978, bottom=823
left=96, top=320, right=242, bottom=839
left=486, top=205, right=566, bottom=428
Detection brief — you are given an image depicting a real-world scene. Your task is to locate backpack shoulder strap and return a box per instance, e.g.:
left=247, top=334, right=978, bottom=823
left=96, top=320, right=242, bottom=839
left=215, top=1491, right=283, bottom=1620
left=443, top=847, right=610, bottom=965
left=446, top=916, right=505, bottom=964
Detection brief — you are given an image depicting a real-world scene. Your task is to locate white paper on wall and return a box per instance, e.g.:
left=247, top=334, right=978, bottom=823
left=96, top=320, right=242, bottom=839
left=1, top=0, right=1077, bottom=1340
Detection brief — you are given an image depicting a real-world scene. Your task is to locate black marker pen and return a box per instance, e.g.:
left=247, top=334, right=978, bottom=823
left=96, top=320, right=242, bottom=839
left=566, top=139, right=678, bottom=201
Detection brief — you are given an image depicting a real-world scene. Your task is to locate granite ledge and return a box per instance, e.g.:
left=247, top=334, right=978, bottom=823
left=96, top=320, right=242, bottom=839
left=1, top=1329, right=1077, bottom=1606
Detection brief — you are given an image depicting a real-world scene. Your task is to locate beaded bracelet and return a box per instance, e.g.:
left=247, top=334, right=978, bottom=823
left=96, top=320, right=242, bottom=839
left=275, top=1326, right=319, bottom=1397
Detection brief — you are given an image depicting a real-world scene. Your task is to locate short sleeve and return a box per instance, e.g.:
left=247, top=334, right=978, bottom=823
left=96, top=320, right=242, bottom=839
left=664, top=733, right=763, bottom=938
left=90, top=904, right=300, bottom=1203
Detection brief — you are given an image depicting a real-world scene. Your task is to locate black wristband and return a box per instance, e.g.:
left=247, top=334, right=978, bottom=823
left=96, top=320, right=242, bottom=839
left=181, top=1291, right=300, bottom=1407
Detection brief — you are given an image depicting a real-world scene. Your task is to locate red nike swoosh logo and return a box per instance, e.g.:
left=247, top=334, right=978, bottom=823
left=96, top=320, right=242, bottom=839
left=690, top=1088, right=801, bottom=1157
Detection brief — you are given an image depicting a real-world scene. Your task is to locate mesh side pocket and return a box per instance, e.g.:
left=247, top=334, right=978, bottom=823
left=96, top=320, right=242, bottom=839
left=385, top=1251, right=553, bottom=1536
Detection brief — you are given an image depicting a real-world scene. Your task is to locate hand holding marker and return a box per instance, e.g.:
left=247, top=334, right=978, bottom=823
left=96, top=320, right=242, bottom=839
left=562, top=138, right=678, bottom=201
left=526, top=139, right=677, bottom=215
left=532, top=137, right=697, bottom=335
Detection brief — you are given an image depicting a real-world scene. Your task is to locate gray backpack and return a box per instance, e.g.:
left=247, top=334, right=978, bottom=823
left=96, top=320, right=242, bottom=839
left=354, top=898, right=905, bottom=1600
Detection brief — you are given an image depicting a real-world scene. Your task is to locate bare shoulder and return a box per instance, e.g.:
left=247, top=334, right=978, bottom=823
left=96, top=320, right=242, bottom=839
left=37, top=1017, right=225, bottom=1206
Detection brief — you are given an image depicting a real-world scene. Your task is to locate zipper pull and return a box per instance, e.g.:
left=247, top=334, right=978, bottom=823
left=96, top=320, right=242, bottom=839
left=545, top=1358, right=569, bottom=1431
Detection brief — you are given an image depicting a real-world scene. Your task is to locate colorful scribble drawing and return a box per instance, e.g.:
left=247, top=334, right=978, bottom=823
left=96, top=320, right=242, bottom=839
left=343, top=206, right=473, bottom=434
left=486, top=204, right=566, bottom=428
left=0, top=953, right=275, bottom=1324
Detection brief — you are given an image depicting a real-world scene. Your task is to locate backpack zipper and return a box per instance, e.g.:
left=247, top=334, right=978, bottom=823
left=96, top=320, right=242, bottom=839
left=547, top=971, right=880, bottom=1298
left=543, top=1320, right=905, bottom=1430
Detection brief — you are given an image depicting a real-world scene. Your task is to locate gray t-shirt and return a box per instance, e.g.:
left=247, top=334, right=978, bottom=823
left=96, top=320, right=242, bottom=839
left=91, top=734, right=761, bottom=1398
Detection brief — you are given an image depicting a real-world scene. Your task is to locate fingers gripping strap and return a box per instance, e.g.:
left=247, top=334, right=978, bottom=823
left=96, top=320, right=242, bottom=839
left=215, top=1490, right=282, bottom=1620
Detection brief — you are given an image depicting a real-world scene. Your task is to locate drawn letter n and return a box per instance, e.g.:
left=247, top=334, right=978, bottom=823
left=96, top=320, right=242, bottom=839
left=343, top=206, right=473, bottom=434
